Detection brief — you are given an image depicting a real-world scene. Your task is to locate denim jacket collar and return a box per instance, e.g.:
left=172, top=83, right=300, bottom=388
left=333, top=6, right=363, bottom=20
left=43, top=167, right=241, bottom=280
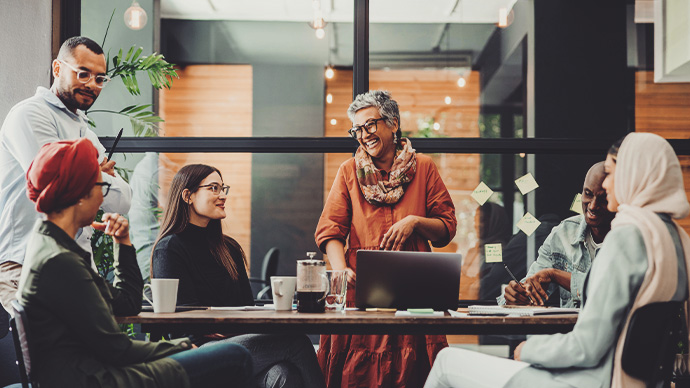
left=571, top=214, right=589, bottom=246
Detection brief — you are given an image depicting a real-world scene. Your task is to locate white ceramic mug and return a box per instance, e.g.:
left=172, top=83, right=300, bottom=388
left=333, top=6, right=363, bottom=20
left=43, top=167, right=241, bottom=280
left=271, top=276, right=297, bottom=311
left=143, top=278, right=179, bottom=313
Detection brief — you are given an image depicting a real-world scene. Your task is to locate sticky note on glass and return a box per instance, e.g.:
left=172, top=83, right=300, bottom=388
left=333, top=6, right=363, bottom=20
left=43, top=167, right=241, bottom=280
left=517, top=212, right=541, bottom=236
left=471, top=182, right=494, bottom=205
left=570, top=193, right=583, bottom=214
left=515, top=173, right=539, bottom=195
left=484, top=243, right=503, bottom=263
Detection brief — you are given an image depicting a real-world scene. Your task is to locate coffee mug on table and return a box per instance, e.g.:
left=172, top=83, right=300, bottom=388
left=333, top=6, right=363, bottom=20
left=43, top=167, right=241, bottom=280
left=271, top=276, right=297, bottom=311
left=143, top=278, right=179, bottom=313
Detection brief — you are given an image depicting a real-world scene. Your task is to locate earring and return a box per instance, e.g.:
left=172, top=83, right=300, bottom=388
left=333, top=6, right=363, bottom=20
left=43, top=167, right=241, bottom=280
left=393, top=132, right=398, bottom=144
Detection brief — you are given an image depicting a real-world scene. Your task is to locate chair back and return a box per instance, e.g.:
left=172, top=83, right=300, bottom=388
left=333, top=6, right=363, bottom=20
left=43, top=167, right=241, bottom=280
left=10, top=300, right=33, bottom=388
left=256, top=248, right=280, bottom=300
left=621, top=301, right=684, bottom=387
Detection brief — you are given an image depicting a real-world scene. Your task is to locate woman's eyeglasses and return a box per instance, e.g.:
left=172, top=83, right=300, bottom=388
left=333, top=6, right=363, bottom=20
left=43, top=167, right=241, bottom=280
left=348, top=118, right=385, bottom=139
left=94, top=182, right=112, bottom=197
left=198, top=183, right=230, bottom=196
left=59, top=60, right=111, bottom=88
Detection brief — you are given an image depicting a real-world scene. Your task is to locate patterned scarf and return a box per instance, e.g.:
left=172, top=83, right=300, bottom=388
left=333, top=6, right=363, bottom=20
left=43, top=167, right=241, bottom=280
left=355, top=138, right=417, bottom=205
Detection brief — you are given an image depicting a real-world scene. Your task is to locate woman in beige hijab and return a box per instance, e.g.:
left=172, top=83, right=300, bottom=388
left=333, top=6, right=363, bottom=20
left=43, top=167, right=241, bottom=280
left=424, top=132, right=690, bottom=388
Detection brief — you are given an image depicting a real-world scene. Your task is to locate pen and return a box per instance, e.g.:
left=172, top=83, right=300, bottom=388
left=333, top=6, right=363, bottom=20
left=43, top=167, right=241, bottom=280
left=503, top=263, right=536, bottom=305
left=107, top=128, right=124, bottom=161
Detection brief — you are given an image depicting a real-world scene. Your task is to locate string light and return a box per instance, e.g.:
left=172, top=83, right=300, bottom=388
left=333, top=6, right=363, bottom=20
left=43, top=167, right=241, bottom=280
left=457, top=77, right=466, bottom=87
left=444, top=96, right=452, bottom=105
left=433, top=122, right=441, bottom=131
left=325, top=67, right=334, bottom=79
left=330, top=119, right=337, bottom=125
left=124, top=1, right=147, bottom=30
left=326, top=93, right=333, bottom=104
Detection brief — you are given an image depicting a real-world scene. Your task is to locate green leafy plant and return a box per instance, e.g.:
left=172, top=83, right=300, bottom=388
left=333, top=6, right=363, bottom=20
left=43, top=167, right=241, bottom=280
left=85, top=10, right=177, bottom=137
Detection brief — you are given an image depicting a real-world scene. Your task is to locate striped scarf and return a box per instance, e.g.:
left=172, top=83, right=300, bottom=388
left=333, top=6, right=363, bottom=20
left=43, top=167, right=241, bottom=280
left=355, top=138, right=417, bottom=205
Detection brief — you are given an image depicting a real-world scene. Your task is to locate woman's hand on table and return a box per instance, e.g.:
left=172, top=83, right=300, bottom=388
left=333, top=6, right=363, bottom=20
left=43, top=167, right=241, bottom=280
left=381, top=215, right=417, bottom=251
left=92, top=213, right=131, bottom=246
left=514, top=341, right=526, bottom=361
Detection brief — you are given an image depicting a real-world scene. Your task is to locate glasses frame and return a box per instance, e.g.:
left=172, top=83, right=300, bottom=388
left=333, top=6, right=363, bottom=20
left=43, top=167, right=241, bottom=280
left=348, top=118, right=386, bottom=139
left=94, top=182, right=112, bottom=197
left=198, top=183, right=230, bottom=196
left=58, top=60, right=111, bottom=88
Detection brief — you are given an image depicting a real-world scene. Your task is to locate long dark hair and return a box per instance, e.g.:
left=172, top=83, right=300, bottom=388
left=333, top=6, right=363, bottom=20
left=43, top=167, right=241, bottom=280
left=608, top=135, right=626, bottom=160
left=152, top=164, right=246, bottom=279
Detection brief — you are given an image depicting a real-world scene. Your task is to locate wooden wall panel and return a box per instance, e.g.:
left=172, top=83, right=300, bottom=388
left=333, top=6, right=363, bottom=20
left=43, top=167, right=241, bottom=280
left=635, top=71, right=690, bottom=235
left=159, top=65, right=253, bottom=264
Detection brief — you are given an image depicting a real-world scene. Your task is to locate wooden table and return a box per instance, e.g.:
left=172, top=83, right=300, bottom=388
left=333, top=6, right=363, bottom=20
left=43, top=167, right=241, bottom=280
left=117, top=309, right=577, bottom=337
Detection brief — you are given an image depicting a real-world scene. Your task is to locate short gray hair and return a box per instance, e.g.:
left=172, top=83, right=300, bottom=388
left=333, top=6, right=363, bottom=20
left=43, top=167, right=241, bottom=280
left=347, top=90, right=401, bottom=138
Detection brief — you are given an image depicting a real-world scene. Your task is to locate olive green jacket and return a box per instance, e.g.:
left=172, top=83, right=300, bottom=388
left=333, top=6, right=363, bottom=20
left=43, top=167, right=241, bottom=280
left=18, top=220, right=191, bottom=388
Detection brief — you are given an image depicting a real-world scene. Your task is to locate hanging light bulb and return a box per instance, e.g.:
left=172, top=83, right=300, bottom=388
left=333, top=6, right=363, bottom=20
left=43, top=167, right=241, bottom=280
left=326, top=93, right=333, bottom=104
left=315, top=28, right=325, bottom=39
left=124, top=0, right=147, bottom=30
left=457, top=77, right=466, bottom=88
left=498, top=7, right=508, bottom=28
left=330, top=119, right=337, bottom=125
left=444, top=96, right=452, bottom=105
left=325, top=67, right=335, bottom=79
left=433, top=122, right=441, bottom=131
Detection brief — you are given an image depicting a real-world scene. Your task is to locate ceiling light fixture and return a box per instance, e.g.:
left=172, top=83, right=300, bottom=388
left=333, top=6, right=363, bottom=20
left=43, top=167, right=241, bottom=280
left=124, top=0, right=147, bottom=30
left=310, top=0, right=327, bottom=39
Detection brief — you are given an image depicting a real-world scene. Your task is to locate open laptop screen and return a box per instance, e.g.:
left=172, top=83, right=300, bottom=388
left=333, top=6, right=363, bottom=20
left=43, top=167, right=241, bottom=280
left=355, top=250, right=462, bottom=310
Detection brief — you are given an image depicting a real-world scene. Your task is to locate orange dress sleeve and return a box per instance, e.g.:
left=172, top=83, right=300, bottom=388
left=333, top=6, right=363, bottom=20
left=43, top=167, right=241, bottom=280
left=424, top=159, right=457, bottom=248
left=315, top=162, right=352, bottom=253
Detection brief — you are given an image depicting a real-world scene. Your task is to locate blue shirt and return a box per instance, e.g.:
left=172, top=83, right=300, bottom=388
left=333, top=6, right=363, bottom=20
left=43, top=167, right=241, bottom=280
left=498, top=215, right=596, bottom=308
left=0, top=87, right=132, bottom=265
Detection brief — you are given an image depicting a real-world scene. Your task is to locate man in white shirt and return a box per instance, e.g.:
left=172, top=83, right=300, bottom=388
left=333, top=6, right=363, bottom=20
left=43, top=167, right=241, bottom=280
left=0, top=36, right=132, bottom=313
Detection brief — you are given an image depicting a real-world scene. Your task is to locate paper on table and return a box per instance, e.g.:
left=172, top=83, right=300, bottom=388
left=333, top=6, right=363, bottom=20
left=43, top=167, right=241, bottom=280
left=447, top=310, right=469, bottom=317
left=515, top=173, right=539, bottom=195
left=210, top=305, right=275, bottom=311
left=570, top=193, right=583, bottom=214
left=471, top=182, right=494, bottom=205
left=517, top=212, right=541, bottom=236
left=395, top=311, right=444, bottom=317
left=484, top=243, right=503, bottom=263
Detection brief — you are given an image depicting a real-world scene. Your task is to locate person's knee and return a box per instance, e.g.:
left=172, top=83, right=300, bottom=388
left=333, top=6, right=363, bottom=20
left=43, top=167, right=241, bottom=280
left=260, top=362, right=303, bottom=388
left=213, top=342, right=253, bottom=381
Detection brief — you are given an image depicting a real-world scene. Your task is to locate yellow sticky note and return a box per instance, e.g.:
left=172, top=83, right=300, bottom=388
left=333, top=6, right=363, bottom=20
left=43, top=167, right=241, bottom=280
left=570, top=193, right=583, bottom=214
left=471, top=182, right=494, bottom=206
left=484, top=243, right=503, bottom=263
left=515, top=173, right=540, bottom=195
left=517, top=212, right=541, bottom=236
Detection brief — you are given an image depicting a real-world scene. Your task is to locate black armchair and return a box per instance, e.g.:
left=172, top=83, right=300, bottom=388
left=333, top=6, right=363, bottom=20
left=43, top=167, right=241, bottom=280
left=10, top=300, right=34, bottom=388
left=621, top=301, right=684, bottom=388
left=249, top=247, right=280, bottom=301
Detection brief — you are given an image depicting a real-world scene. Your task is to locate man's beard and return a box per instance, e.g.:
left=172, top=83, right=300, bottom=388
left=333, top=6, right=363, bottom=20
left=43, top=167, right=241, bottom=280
left=57, top=88, right=96, bottom=112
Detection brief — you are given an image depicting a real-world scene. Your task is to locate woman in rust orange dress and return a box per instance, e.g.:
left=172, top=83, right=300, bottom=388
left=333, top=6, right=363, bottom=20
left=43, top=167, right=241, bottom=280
left=315, top=90, right=457, bottom=388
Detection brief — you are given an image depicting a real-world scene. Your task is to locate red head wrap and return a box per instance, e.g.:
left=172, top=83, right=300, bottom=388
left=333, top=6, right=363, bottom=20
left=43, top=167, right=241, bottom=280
left=26, top=138, right=100, bottom=213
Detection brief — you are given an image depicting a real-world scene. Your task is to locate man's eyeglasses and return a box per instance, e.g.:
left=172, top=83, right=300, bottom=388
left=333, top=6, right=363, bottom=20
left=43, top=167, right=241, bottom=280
left=59, top=60, right=111, bottom=88
left=198, top=183, right=230, bottom=196
left=348, top=118, right=385, bottom=139
left=95, top=182, right=112, bottom=197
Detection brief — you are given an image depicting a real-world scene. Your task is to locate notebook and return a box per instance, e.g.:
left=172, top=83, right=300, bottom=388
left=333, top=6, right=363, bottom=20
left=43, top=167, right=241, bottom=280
left=467, top=305, right=580, bottom=316
left=355, top=250, right=462, bottom=310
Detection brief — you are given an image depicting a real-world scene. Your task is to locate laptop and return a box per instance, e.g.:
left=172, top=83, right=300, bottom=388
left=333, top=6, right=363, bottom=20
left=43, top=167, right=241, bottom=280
left=355, top=250, right=462, bottom=310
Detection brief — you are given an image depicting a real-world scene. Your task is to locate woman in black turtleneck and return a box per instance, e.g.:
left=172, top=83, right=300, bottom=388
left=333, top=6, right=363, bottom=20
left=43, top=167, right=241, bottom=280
left=151, top=164, right=325, bottom=388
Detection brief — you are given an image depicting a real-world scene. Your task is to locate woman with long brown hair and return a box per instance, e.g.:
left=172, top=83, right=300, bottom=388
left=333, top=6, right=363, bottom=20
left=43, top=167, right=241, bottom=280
left=152, top=164, right=326, bottom=388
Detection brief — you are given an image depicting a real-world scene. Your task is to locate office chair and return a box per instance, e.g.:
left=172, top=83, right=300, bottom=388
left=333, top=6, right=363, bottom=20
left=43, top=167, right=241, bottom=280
left=249, top=247, right=280, bottom=301
left=621, top=301, right=683, bottom=388
left=10, top=300, right=34, bottom=388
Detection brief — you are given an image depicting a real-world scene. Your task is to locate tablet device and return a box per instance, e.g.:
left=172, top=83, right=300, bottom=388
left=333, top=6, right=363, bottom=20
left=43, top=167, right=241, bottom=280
left=355, top=250, right=462, bottom=310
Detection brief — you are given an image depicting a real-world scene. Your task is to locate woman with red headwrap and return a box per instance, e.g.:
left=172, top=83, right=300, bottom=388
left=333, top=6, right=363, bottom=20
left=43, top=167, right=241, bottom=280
left=17, top=138, right=253, bottom=388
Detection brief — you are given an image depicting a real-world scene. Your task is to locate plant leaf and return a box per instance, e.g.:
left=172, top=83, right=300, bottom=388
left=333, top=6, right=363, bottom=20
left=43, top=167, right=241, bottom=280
left=124, top=45, right=135, bottom=61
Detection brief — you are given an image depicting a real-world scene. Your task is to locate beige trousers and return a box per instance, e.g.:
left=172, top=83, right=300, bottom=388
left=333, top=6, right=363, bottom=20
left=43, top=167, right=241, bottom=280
left=0, top=261, right=23, bottom=315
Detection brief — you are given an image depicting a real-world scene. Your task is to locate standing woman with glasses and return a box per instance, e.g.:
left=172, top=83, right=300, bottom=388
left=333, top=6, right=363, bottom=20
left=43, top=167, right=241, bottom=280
left=152, top=164, right=326, bottom=388
left=315, top=90, right=457, bottom=388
